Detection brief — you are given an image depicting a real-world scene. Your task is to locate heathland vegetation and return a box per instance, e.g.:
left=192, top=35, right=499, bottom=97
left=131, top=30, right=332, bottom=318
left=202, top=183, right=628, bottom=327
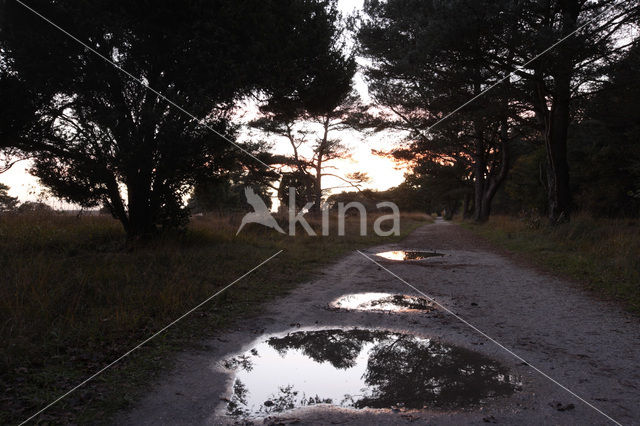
left=464, top=214, right=640, bottom=313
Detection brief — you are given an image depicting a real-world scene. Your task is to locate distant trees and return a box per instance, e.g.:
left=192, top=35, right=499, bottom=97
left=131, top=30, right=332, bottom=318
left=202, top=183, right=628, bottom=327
left=0, top=0, right=350, bottom=237
left=0, top=184, right=58, bottom=213
left=376, top=182, right=432, bottom=213
left=16, top=201, right=54, bottom=214
left=503, top=145, right=548, bottom=214
left=326, top=177, right=467, bottom=218
left=0, top=183, right=18, bottom=212
left=406, top=159, right=473, bottom=220
left=326, top=184, right=426, bottom=212
left=188, top=178, right=273, bottom=214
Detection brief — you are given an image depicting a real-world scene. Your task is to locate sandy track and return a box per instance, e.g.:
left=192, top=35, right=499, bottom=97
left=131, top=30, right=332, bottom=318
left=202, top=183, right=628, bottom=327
left=118, top=220, right=640, bottom=425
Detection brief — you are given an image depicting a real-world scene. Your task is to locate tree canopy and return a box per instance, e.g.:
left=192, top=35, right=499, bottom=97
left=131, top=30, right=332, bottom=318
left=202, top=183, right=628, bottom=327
left=250, top=28, right=362, bottom=211
left=0, top=0, right=349, bottom=236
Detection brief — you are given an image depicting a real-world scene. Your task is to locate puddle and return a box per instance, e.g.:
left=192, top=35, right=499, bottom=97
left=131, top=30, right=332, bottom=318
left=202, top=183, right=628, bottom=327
left=376, top=250, right=445, bottom=261
left=329, top=293, right=435, bottom=313
left=223, top=328, right=518, bottom=418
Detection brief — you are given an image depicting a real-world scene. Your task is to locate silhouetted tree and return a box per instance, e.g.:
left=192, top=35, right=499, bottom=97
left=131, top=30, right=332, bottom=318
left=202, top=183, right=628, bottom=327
left=570, top=41, right=640, bottom=217
left=500, top=31, right=640, bottom=219
left=251, top=33, right=362, bottom=211
left=0, top=75, right=37, bottom=173
left=487, top=0, right=638, bottom=222
left=358, top=0, right=528, bottom=222
left=0, top=0, right=349, bottom=237
left=0, top=183, right=18, bottom=212
left=358, top=0, right=638, bottom=223
left=504, top=144, right=548, bottom=214
left=16, top=201, right=54, bottom=214
left=276, top=171, right=317, bottom=209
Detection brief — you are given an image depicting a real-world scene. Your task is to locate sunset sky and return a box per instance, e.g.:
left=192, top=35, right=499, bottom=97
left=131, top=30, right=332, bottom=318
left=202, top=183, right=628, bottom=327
left=0, top=0, right=409, bottom=207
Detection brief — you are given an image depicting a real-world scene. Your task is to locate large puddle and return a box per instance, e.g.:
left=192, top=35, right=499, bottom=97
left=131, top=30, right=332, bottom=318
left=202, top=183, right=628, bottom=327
left=329, top=292, right=435, bottom=313
left=376, top=250, right=445, bottom=261
left=223, top=328, right=518, bottom=418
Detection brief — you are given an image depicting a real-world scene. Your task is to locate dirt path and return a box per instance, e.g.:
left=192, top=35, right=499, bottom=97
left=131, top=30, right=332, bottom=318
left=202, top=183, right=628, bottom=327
left=119, top=220, right=640, bottom=425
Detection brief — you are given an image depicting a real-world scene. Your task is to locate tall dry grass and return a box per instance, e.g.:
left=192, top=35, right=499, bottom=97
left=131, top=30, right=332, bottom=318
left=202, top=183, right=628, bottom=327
left=465, top=214, right=640, bottom=312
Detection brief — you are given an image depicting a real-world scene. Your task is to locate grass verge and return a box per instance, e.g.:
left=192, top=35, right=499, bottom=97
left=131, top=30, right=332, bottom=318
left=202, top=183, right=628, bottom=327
left=462, top=214, right=640, bottom=313
left=0, top=211, right=430, bottom=424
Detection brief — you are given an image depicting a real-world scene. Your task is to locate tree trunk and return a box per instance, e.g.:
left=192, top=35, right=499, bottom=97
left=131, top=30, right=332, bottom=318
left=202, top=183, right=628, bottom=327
left=313, top=161, right=322, bottom=212
left=312, top=117, right=330, bottom=212
left=126, top=88, right=161, bottom=239
left=444, top=199, right=458, bottom=220
left=545, top=71, right=572, bottom=223
left=473, top=163, right=487, bottom=222
left=471, top=80, right=490, bottom=223
left=473, top=118, right=510, bottom=223
left=126, top=171, right=156, bottom=239
left=105, top=176, right=130, bottom=234
left=127, top=200, right=154, bottom=239
left=542, top=0, right=578, bottom=223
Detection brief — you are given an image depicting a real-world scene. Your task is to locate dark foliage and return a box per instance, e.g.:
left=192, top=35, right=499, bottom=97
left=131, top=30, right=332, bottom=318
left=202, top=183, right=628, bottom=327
left=0, top=183, right=18, bottom=211
left=357, top=0, right=640, bottom=222
left=0, top=0, right=346, bottom=237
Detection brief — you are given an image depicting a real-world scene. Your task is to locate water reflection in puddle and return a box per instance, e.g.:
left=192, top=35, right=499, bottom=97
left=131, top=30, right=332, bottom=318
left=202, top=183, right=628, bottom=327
left=223, top=329, right=518, bottom=418
left=376, top=250, right=445, bottom=261
left=329, top=292, right=434, bottom=313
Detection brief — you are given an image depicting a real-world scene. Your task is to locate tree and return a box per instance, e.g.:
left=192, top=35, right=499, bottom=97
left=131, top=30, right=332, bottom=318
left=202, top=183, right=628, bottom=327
left=406, top=159, right=472, bottom=220
left=358, top=0, right=528, bottom=222
left=0, top=75, right=37, bottom=173
left=492, top=1, right=640, bottom=220
left=0, top=0, right=348, bottom=237
left=187, top=138, right=278, bottom=214
left=16, top=201, right=54, bottom=214
left=491, top=0, right=638, bottom=222
left=504, top=144, right=548, bottom=214
left=188, top=180, right=272, bottom=214
left=380, top=182, right=432, bottom=213
left=569, top=41, right=640, bottom=217
left=276, top=170, right=317, bottom=210
left=0, top=183, right=18, bottom=212
left=250, top=32, right=362, bottom=211
left=359, top=0, right=638, bottom=223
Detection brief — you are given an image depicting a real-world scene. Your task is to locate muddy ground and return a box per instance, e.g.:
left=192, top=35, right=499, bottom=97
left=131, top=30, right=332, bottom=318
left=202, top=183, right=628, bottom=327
left=118, top=220, right=640, bottom=425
